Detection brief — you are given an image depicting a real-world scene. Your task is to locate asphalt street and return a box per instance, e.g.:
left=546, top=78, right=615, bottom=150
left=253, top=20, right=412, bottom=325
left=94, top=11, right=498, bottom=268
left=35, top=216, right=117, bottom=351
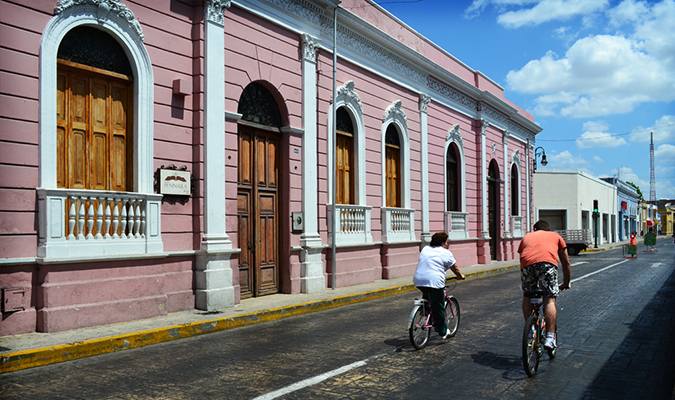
left=0, top=240, right=673, bottom=399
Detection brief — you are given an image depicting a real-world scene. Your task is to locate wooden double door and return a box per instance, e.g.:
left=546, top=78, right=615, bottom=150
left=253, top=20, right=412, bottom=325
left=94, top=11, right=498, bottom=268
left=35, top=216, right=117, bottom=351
left=237, top=127, right=280, bottom=298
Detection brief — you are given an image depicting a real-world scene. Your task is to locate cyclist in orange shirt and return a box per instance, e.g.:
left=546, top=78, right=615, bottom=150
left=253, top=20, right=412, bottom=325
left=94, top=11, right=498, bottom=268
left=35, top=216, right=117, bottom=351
left=518, top=220, right=571, bottom=350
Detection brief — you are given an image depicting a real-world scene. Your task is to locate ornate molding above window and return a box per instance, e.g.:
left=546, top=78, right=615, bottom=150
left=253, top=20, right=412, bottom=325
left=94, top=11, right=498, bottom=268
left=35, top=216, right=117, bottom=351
left=54, top=0, right=144, bottom=40
left=512, top=150, right=520, bottom=166
left=446, top=124, right=462, bottom=147
left=383, top=100, right=407, bottom=125
left=204, top=0, right=231, bottom=25
left=336, top=81, right=362, bottom=114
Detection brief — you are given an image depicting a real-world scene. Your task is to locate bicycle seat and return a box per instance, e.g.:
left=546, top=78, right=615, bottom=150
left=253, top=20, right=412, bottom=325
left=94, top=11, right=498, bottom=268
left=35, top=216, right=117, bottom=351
left=523, top=290, right=549, bottom=298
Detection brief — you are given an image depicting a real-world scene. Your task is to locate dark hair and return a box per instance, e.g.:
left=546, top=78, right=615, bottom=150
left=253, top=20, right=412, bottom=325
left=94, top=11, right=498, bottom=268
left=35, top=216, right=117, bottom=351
left=430, top=231, right=449, bottom=247
left=533, top=220, right=551, bottom=231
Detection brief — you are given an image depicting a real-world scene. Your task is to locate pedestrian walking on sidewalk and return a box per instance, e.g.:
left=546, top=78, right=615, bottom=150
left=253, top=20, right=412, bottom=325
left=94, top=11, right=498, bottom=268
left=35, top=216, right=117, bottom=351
left=518, top=220, right=571, bottom=350
left=413, top=231, right=465, bottom=339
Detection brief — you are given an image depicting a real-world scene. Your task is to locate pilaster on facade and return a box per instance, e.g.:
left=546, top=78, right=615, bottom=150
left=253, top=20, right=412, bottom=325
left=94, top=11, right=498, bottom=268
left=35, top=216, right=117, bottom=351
left=300, top=32, right=325, bottom=293
left=419, top=93, right=431, bottom=244
left=198, top=0, right=235, bottom=310
left=503, top=132, right=511, bottom=238
left=480, top=119, right=490, bottom=240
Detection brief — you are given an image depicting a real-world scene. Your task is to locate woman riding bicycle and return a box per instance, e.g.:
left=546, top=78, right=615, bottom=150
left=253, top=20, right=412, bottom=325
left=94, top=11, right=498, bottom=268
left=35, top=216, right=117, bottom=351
left=413, top=231, right=465, bottom=339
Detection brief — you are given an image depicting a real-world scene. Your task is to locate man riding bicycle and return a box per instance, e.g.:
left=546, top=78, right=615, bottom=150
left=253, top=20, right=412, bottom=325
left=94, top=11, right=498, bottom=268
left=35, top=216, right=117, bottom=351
left=518, top=220, right=571, bottom=350
left=413, top=231, right=465, bottom=339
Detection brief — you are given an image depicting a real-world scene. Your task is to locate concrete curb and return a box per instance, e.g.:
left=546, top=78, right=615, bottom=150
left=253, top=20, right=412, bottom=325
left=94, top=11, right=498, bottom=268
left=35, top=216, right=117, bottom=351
left=0, top=263, right=520, bottom=374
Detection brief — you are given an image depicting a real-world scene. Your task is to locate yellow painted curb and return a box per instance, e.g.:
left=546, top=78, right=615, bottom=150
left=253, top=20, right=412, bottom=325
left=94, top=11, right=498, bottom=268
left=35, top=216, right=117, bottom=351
left=0, top=264, right=519, bottom=374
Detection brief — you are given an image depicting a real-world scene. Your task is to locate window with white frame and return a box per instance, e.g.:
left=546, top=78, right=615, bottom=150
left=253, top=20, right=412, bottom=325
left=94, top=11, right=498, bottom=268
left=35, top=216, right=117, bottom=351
left=37, top=3, right=161, bottom=259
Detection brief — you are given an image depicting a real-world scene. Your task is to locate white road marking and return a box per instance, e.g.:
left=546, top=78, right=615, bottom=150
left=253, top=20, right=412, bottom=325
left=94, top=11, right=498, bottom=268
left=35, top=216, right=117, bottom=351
left=252, top=353, right=384, bottom=400
left=570, top=260, right=629, bottom=283
left=571, top=261, right=587, bottom=266
left=651, top=263, right=662, bottom=268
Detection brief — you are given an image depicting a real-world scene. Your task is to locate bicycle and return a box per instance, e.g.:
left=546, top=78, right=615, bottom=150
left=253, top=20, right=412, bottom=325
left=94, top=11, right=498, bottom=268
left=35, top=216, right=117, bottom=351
left=408, top=283, right=460, bottom=350
left=522, top=290, right=557, bottom=377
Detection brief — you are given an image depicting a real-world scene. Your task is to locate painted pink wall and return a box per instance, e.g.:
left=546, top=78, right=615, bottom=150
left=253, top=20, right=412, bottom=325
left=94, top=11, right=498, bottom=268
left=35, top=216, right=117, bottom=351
left=0, top=1, right=534, bottom=335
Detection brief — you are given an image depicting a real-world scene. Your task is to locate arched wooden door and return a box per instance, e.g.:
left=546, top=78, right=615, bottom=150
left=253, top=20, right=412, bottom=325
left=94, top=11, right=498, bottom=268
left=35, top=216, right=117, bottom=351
left=237, top=126, right=280, bottom=298
left=488, top=162, right=499, bottom=261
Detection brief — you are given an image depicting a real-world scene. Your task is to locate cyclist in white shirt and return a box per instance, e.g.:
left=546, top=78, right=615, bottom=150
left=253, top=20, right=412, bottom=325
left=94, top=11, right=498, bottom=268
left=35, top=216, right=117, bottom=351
left=413, top=231, right=465, bottom=339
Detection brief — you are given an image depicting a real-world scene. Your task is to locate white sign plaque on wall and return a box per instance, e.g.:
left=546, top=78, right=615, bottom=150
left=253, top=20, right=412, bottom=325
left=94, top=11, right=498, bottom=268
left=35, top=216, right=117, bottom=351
left=159, top=169, right=191, bottom=196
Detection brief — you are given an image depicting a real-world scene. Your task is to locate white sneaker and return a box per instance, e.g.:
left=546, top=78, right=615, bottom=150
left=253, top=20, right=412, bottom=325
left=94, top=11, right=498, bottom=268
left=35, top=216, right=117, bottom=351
left=441, top=329, right=452, bottom=339
left=544, top=334, right=556, bottom=349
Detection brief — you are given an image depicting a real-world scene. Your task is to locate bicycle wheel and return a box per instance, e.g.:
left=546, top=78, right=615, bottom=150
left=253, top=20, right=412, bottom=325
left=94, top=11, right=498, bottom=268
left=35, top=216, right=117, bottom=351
left=444, top=296, right=460, bottom=337
left=409, top=305, right=430, bottom=350
left=522, top=314, right=541, bottom=377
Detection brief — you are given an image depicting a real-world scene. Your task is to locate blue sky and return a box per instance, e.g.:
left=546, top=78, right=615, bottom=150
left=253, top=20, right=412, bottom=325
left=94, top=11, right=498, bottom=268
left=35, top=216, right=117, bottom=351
left=372, top=0, right=675, bottom=200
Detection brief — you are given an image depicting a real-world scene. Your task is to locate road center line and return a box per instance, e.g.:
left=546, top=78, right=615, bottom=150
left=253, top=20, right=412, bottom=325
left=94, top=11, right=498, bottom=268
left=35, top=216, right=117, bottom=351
left=251, top=353, right=384, bottom=400
left=570, top=260, right=629, bottom=284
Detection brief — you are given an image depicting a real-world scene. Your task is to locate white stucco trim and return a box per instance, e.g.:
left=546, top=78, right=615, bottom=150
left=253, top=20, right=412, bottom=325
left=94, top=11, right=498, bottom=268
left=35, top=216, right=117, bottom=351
left=40, top=5, right=154, bottom=193
left=419, top=94, right=431, bottom=242
left=327, top=81, right=366, bottom=206
left=444, top=124, right=467, bottom=213
left=503, top=133, right=509, bottom=237
left=381, top=100, right=411, bottom=209
left=510, top=159, right=521, bottom=217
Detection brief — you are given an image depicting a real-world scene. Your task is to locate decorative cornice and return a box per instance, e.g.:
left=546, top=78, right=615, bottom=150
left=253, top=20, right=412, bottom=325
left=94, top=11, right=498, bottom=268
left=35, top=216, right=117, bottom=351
left=336, top=80, right=362, bottom=113
left=427, top=77, right=477, bottom=111
left=419, top=93, right=431, bottom=113
left=446, top=124, right=463, bottom=148
left=205, top=0, right=231, bottom=25
left=301, top=33, right=318, bottom=62
left=384, top=100, right=407, bottom=125
left=261, top=0, right=538, bottom=140
left=54, top=0, right=144, bottom=40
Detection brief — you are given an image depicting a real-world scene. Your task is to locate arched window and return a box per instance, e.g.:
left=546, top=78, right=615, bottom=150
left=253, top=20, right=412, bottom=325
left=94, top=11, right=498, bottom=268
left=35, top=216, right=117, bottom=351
left=238, top=82, right=282, bottom=127
left=511, top=164, right=519, bottom=215
left=56, top=26, right=133, bottom=191
left=446, top=143, right=460, bottom=212
left=384, top=124, right=401, bottom=207
left=336, top=107, right=354, bottom=205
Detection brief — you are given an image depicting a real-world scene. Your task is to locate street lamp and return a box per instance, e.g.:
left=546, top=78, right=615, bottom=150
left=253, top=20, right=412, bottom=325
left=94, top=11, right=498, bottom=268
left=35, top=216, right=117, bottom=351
left=533, top=146, right=547, bottom=172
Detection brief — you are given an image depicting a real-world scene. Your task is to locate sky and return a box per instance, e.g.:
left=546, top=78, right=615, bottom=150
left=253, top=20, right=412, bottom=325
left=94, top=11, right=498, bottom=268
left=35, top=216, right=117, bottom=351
left=372, top=0, right=675, bottom=200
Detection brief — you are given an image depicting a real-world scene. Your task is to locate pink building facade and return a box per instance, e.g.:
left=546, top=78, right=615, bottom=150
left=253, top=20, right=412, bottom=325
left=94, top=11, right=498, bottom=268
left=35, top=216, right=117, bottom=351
left=0, top=0, right=541, bottom=335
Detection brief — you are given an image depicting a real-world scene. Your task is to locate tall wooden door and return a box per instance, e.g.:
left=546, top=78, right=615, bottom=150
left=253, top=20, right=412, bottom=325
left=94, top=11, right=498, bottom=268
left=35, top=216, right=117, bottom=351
left=237, top=127, right=280, bottom=298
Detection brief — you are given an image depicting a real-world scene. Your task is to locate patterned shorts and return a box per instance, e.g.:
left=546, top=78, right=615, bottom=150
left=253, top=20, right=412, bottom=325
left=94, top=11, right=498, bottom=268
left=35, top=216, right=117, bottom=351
left=521, top=262, right=559, bottom=297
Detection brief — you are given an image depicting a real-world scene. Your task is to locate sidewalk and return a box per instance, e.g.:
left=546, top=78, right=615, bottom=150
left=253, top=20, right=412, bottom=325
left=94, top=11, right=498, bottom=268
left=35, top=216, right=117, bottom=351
left=0, top=240, right=626, bottom=374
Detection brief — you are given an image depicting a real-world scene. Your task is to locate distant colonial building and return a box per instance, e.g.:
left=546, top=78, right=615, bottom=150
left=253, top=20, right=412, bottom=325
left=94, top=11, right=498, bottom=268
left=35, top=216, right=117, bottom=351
left=0, top=0, right=541, bottom=335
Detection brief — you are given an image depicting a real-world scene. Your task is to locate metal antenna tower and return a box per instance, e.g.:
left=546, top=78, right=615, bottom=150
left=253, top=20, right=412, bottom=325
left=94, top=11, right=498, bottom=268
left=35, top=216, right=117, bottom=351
left=650, top=132, right=656, bottom=202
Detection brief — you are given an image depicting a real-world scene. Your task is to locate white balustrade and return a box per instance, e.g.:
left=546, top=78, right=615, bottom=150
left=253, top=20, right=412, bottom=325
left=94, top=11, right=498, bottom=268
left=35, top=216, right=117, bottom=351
left=381, top=207, right=416, bottom=243
left=444, top=211, right=470, bottom=240
left=512, top=216, right=524, bottom=238
left=37, top=188, right=163, bottom=259
left=327, top=204, right=373, bottom=245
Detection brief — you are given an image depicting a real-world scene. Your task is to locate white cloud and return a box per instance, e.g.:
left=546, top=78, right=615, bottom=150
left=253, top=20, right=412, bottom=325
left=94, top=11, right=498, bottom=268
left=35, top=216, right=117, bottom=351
left=608, top=0, right=650, bottom=27
left=593, top=155, right=604, bottom=163
left=547, top=150, right=590, bottom=169
left=655, top=143, right=675, bottom=161
left=505, top=1, right=675, bottom=118
left=497, top=0, right=608, bottom=28
left=630, top=115, right=675, bottom=143
left=576, top=121, right=628, bottom=148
